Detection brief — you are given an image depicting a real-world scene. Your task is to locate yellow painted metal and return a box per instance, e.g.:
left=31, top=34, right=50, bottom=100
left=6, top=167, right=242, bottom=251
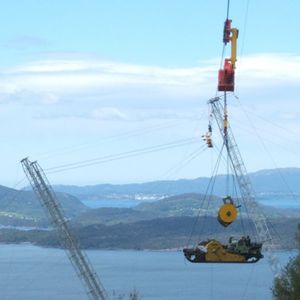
left=223, top=118, right=228, bottom=128
left=218, top=203, right=238, bottom=225
left=230, top=28, right=238, bottom=68
left=205, top=240, right=245, bottom=262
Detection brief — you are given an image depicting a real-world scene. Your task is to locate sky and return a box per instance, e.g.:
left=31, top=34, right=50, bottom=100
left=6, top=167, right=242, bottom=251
left=0, top=0, right=300, bottom=187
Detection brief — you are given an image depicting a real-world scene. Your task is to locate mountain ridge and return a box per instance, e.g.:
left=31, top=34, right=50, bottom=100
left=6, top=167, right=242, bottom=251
left=52, top=167, right=300, bottom=200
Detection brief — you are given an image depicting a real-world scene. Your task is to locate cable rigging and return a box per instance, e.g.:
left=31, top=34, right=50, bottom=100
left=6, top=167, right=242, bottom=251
left=45, top=137, right=199, bottom=174
left=36, top=119, right=186, bottom=162
left=17, top=0, right=288, bottom=285
left=182, top=0, right=282, bottom=272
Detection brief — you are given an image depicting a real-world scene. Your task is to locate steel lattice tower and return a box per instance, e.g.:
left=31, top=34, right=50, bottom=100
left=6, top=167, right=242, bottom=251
left=208, top=96, right=281, bottom=277
left=21, top=158, right=109, bottom=300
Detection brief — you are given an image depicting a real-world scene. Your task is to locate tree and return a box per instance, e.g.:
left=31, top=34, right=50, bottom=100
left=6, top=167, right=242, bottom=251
left=272, top=224, right=300, bottom=299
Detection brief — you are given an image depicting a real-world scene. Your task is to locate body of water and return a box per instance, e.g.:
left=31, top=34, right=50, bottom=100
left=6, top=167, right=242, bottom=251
left=0, top=244, right=294, bottom=300
left=257, top=197, right=300, bottom=209
left=81, top=199, right=145, bottom=208
left=82, top=197, right=300, bottom=210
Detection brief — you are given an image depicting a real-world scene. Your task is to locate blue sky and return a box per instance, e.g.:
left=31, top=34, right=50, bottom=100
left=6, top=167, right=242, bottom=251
left=1, top=0, right=300, bottom=186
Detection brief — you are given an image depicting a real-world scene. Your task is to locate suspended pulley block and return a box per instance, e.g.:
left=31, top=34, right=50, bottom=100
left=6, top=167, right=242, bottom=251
left=202, top=132, right=213, bottom=148
left=217, top=196, right=238, bottom=227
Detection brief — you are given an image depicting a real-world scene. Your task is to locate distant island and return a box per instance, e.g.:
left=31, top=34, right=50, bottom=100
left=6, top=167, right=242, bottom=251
left=0, top=168, right=299, bottom=250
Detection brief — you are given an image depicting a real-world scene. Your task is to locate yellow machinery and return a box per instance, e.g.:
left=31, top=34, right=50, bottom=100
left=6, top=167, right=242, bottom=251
left=205, top=240, right=245, bottom=262
left=183, top=238, right=263, bottom=264
left=229, top=28, right=238, bottom=69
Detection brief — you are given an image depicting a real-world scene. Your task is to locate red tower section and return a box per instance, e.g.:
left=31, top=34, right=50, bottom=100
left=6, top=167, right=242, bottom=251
left=218, top=59, right=234, bottom=92
left=218, top=19, right=237, bottom=92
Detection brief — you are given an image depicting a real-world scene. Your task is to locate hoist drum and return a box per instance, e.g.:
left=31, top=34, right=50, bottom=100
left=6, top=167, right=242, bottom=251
left=218, top=203, right=237, bottom=227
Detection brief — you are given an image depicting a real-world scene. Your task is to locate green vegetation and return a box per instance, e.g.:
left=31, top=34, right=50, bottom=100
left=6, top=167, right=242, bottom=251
left=0, top=185, right=88, bottom=226
left=273, top=224, right=300, bottom=299
left=74, top=194, right=215, bottom=226
left=74, top=193, right=299, bottom=227
left=0, top=190, right=299, bottom=250
left=0, top=214, right=298, bottom=250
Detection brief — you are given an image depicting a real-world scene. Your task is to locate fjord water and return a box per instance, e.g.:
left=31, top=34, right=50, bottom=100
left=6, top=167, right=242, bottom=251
left=81, top=196, right=300, bottom=209
left=257, top=196, right=300, bottom=209
left=0, top=244, right=294, bottom=300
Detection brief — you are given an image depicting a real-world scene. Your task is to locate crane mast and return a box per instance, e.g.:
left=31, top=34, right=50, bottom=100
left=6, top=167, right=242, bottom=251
left=183, top=1, right=282, bottom=277
left=21, top=158, right=109, bottom=300
left=208, top=96, right=281, bottom=277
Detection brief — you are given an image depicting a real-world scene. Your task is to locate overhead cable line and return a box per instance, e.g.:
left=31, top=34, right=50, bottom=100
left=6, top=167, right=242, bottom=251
left=237, top=102, right=300, bottom=139
left=159, top=145, right=207, bottom=180
left=186, top=142, right=225, bottom=246
left=236, top=98, right=298, bottom=201
left=37, top=119, right=186, bottom=162
left=226, top=0, right=230, bottom=19
left=45, top=137, right=199, bottom=174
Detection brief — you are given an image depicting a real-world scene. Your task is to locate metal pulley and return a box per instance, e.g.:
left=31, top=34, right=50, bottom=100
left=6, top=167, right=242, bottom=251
left=202, top=123, right=213, bottom=148
left=217, top=196, right=238, bottom=227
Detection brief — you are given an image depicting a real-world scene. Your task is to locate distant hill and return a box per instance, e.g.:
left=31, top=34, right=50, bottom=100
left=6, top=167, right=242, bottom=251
left=0, top=192, right=299, bottom=250
left=53, top=168, right=300, bottom=201
left=74, top=193, right=300, bottom=226
left=0, top=185, right=88, bottom=227
left=0, top=216, right=298, bottom=250
left=74, top=194, right=217, bottom=226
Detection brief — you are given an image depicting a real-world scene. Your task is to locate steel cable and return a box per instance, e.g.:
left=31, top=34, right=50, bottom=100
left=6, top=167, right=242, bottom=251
left=45, top=138, right=198, bottom=174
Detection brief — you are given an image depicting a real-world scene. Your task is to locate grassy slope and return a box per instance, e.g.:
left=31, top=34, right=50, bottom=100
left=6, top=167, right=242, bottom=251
left=0, top=185, right=88, bottom=226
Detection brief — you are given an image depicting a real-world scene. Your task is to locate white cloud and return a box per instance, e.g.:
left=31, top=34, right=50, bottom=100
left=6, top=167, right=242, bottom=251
left=4, top=53, right=300, bottom=89
left=1, top=53, right=299, bottom=185
left=0, top=53, right=299, bottom=121
left=8, top=59, right=213, bottom=94
left=237, top=53, right=300, bottom=86
left=90, top=107, right=129, bottom=121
